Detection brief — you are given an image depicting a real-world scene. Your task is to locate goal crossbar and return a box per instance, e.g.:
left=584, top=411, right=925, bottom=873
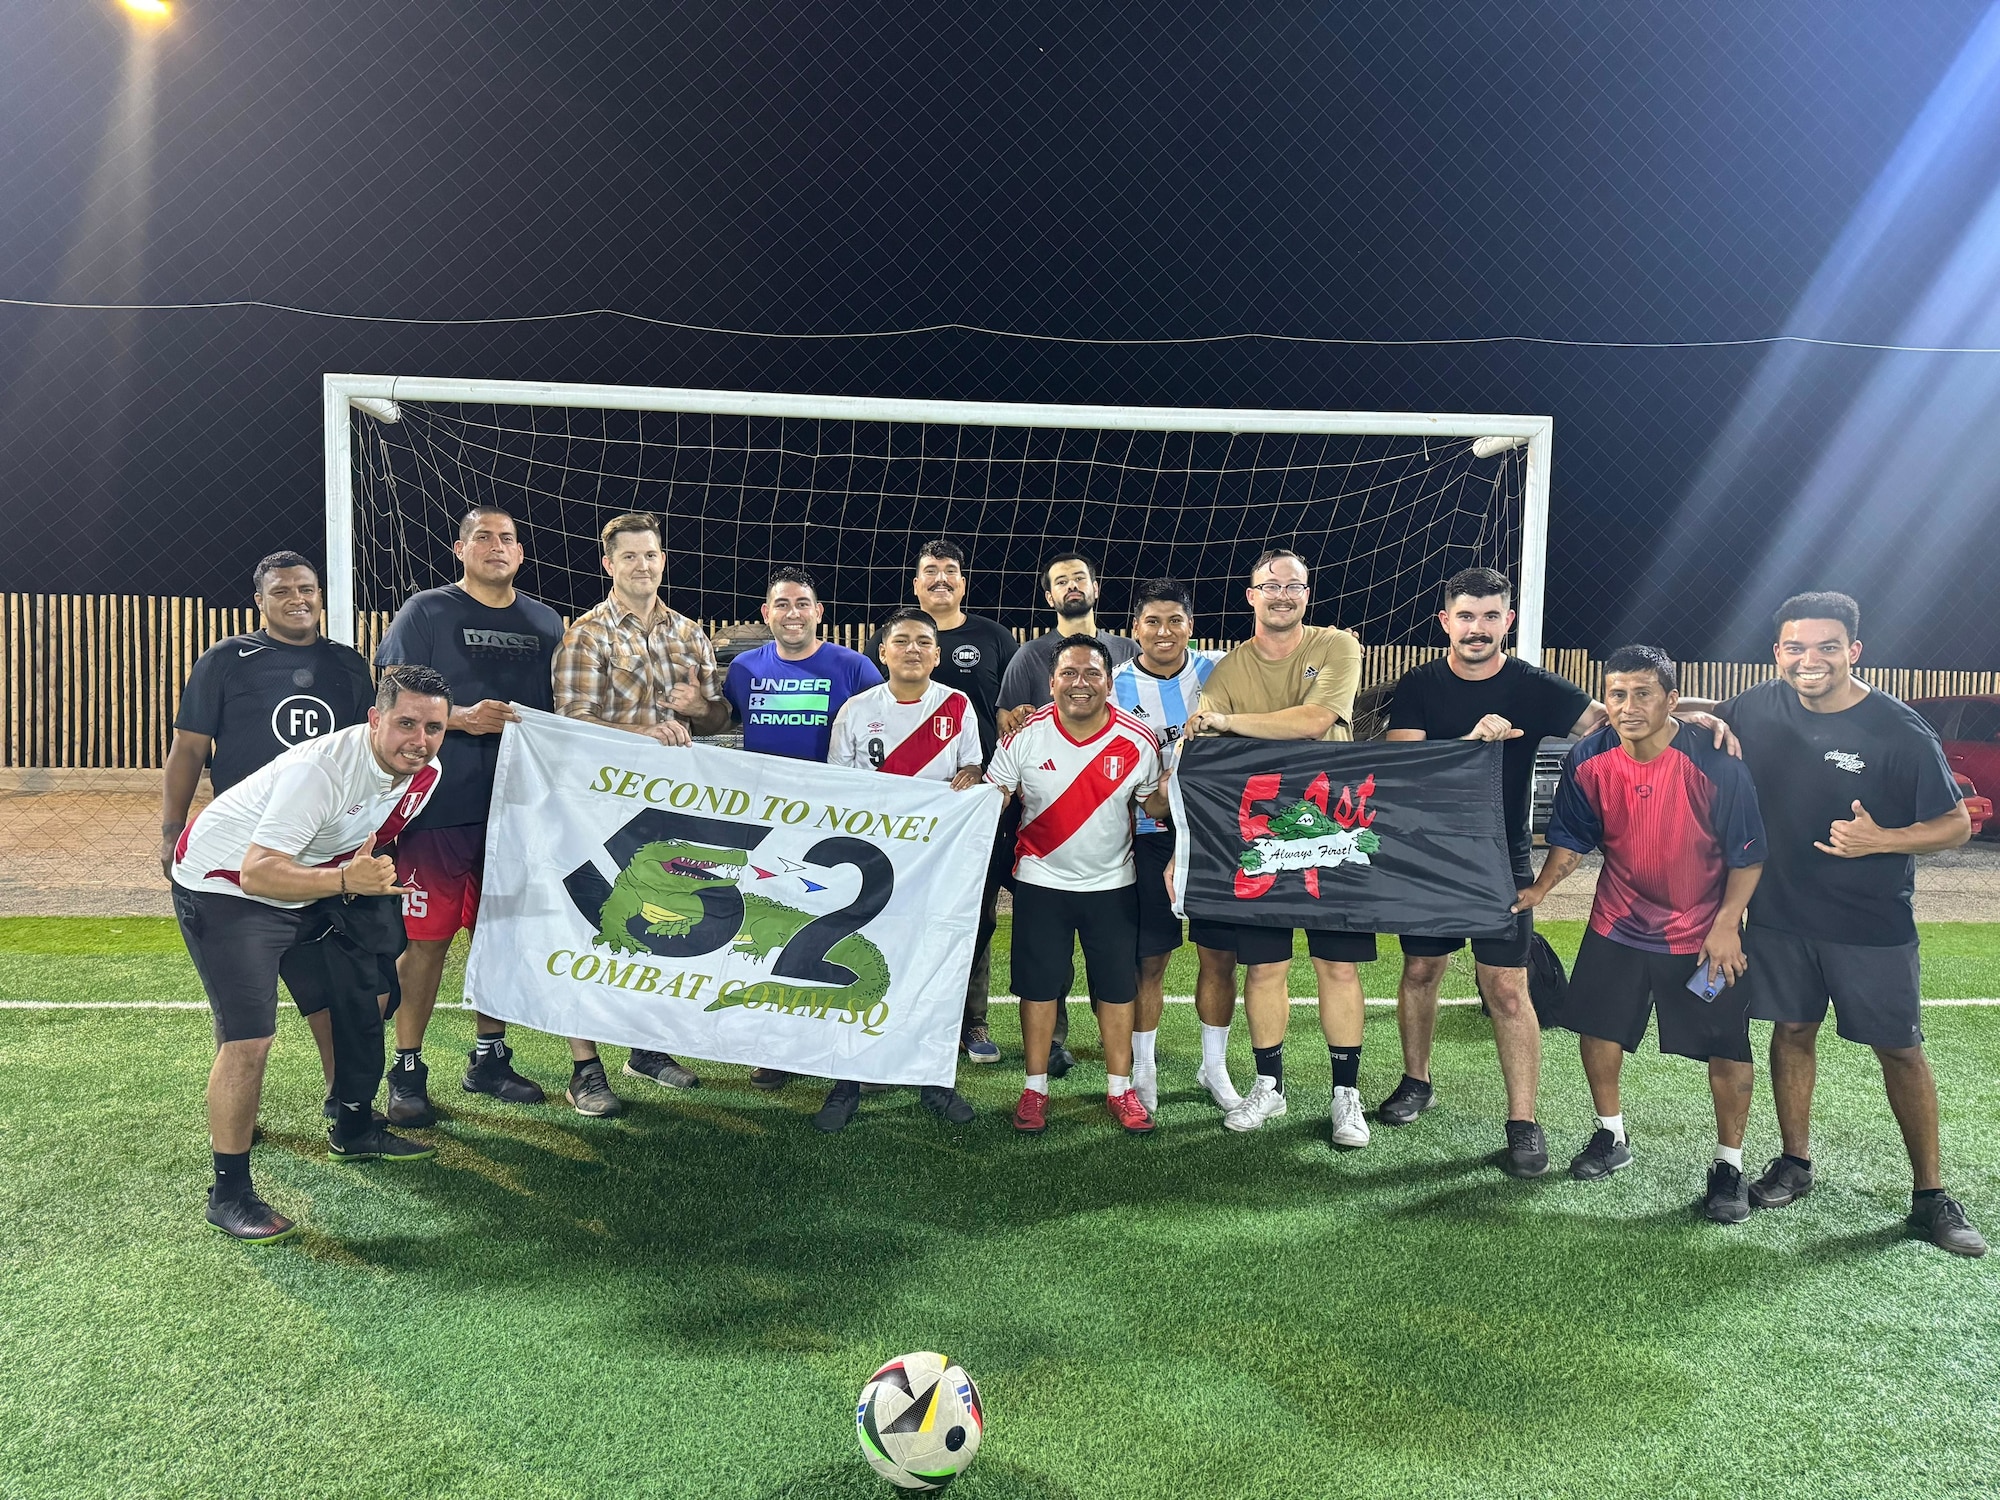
left=323, top=373, right=1552, bottom=658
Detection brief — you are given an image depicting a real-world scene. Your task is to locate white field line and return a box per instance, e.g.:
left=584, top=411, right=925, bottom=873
left=6, top=996, right=2000, bottom=1009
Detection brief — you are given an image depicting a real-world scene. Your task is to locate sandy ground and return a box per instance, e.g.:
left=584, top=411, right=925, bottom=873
left=3, top=776, right=1994, bottom=921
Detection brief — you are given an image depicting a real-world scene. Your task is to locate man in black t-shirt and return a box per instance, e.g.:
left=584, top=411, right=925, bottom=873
left=163, top=549, right=378, bottom=1113
left=373, top=506, right=565, bottom=1125
left=1707, top=592, right=1983, bottom=1257
left=868, top=539, right=1018, bottom=1065
left=1382, top=567, right=1737, bottom=1177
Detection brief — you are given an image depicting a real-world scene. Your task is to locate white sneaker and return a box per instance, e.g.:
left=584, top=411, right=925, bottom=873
left=1196, top=1060, right=1245, bottom=1113
left=1223, top=1076, right=1286, bottom=1132
left=1330, top=1085, right=1370, bottom=1148
left=1133, top=1059, right=1159, bottom=1114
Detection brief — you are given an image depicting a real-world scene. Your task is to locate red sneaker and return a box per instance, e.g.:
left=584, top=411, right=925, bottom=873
left=1012, top=1088, right=1049, bottom=1134
left=1107, top=1089, right=1155, bottom=1134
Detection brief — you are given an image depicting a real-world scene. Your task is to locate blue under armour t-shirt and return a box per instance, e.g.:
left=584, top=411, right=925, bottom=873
left=723, top=640, right=883, bottom=762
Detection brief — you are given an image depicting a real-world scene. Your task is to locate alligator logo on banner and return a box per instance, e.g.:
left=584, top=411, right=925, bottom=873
left=465, top=709, right=1002, bottom=1087
left=1168, top=737, right=1516, bottom=939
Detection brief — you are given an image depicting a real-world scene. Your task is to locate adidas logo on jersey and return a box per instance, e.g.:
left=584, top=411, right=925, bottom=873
left=1303, top=665, right=1319, bottom=680
left=1039, top=759, right=1058, bottom=771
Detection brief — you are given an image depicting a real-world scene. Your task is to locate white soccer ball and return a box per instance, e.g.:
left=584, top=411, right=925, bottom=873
left=855, top=1350, right=984, bottom=1490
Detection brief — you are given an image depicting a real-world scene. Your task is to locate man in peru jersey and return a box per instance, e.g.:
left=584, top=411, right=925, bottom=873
left=171, top=665, right=454, bottom=1244
left=1513, top=646, right=1768, bottom=1224
left=814, top=607, right=989, bottom=1131
left=1109, top=578, right=1221, bottom=1111
left=986, top=638, right=1170, bottom=1136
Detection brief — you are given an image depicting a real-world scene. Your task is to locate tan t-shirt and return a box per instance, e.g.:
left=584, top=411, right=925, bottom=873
left=1196, top=626, right=1361, bottom=741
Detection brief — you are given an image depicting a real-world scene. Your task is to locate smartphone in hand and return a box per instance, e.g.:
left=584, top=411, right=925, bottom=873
left=1685, top=961, right=1726, bottom=1003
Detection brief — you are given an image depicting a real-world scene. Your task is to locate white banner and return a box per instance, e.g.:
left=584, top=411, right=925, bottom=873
left=464, top=709, right=1002, bottom=1087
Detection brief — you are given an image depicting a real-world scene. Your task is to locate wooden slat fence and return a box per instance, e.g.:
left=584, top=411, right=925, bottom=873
left=4, top=593, right=1996, bottom=768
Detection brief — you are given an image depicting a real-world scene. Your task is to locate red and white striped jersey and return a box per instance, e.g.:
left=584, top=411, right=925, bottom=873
left=172, top=723, right=441, bottom=909
left=827, top=681, right=983, bottom=781
left=986, top=705, right=1161, bottom=890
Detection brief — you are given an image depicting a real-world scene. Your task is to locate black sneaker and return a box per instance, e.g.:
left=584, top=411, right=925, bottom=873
left=1704, top=1161, right=1751, bottom=1223
left=205, top=1186, right=299, bottom=1244
left=1748, top=1156, right=1814, bottom=1210
left=919, top=1085, right=976, bottom=1125
left=321, top=1097, right=387, bottom=1124
left=386, top=1057, right=435, bottom=1127
left=624, top=1050, right=699, bottom=1090
left=327, top=1123, right=438, bottom=1162
left=1569, top=1128, right=1633, bottom=1181
left=462, top=1041, right=547, bottom=1104
left=1046, top=1044, right=1077, bottom=1080
left=1909, top=1193, right=1988, bottom=1258
left=1502, top=1119, right=1550, bottom=1178
left=813, top=1083, right=861, bottom=1133
left=1377, top=1075, right=1436, bottom=1127
left=566, top=1059, right=622, bottom=1118
left=750, top=1068, right=794, bottom=1092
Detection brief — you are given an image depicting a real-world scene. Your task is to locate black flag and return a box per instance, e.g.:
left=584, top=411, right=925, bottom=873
left=1169, top=737, right=1516, bottom=939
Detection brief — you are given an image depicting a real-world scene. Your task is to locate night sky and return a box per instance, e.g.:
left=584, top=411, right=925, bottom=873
left=3, top=1, right=1997, bottom=664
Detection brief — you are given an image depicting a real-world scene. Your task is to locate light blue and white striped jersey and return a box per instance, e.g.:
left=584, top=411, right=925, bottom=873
left=1113, top=649, right=1222, bottom=834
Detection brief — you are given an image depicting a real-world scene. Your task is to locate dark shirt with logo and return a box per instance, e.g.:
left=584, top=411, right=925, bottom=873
left=175, top=630, right=376, bottom=794
left=1717, top=680, right=1963, bottom=947
left=870, top=614, right=1018, bottom=766
left=375, top=584, right=564, bottom=829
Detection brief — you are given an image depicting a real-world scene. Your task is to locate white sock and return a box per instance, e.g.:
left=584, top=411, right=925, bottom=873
left=1597, top=1113, right=1625, bottom=1142
left=1200, top=1023, right=1231, bottom=1072
left=1107, top=1074, right=1131, bottom=1097
left=1025, top=1073, right=1048, bottom=1094
left=1716, top=1143, right=1744, bottom=1169
left=1132, top=1029, right=1158, bottom=1068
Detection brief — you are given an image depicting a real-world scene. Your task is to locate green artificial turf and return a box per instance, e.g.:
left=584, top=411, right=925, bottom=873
left=1, top=923, right=1998, bottom=1497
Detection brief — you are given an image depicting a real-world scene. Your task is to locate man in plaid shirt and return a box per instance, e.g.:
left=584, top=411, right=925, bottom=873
left=551, top=510, right=735, bottom=1112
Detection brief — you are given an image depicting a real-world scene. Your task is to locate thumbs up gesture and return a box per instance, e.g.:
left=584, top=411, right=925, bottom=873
left=1815, top=800, right=1889, bottom=859
left=341, top=832, right=414, bottom=897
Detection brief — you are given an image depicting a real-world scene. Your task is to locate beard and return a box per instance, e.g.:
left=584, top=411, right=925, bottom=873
left=1056, top=594, right=1094, bottom=621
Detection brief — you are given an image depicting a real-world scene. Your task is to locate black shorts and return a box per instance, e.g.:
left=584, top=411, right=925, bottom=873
left=173, top=884, right=317, bottom=1042
left=1742, top=927, right=1923, bottom=1050
left=1133, top=832, right=1182, bottom=960
left=1187, top=919, right=1377, bottom=967
left=1010, top=880, right=1140, bottom=1005
left=1566, top=928, right=1752, bottom=1063
left=1399, top=859, right=1533, bottom=968
left=1399, top=914, right=1532, bottom=970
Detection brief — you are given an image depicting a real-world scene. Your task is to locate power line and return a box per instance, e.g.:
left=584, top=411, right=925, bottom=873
left=4, top=295, right=2000, bottom=354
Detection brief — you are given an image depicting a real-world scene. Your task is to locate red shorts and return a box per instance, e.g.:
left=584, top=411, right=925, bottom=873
left=395, top=825, right=486, bottom=942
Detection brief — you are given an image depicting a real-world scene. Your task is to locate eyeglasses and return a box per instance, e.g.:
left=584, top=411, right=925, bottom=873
left=1251, top=582, right=1308, bottom=597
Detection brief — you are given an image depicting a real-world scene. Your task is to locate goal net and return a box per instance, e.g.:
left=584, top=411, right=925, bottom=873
left=328, top=378, right=1550, bottom=688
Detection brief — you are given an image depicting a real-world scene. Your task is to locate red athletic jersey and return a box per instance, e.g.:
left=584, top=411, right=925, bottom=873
left=1548, top=724, right=1767, bottom=954
left=985, top=705, right=1160, bottom=890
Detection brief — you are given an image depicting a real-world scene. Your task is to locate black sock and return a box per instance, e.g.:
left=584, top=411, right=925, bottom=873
left=573, top=1057, right=596, bottom=1078
left=1252, top=1042, right=1284, bottom=1091
left=395, top=1046, right=422, bottom=1072
left=1328, top=1045, right=1361, bottom=1091
left=1783, top=1152, right=1813, bottom=1170
left=1914, top=1186, right=1945, bottom=1202
left=212, top=1150, right=251, bottom=1199
left=475, top=1034, right=506, bottom=1060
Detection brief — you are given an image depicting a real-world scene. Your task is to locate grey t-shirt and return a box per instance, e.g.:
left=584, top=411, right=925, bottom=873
left=998, top=629, right=1141, bottom=709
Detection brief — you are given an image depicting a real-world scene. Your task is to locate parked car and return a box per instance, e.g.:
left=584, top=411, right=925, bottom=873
left=1907, top=696, right=1997, bottom=838
left=1531, top=736, right=1578, bottom=840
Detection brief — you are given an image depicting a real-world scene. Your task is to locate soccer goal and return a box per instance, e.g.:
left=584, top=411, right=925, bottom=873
left=323, top=375, right=1551, bottom=665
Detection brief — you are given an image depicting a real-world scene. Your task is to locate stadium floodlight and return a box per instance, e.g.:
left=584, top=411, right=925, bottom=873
left=323, top=374, right=1552, bottom=663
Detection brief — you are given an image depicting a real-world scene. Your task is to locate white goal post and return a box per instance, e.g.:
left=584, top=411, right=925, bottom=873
left=322, top=373, right=1552, bottom=660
